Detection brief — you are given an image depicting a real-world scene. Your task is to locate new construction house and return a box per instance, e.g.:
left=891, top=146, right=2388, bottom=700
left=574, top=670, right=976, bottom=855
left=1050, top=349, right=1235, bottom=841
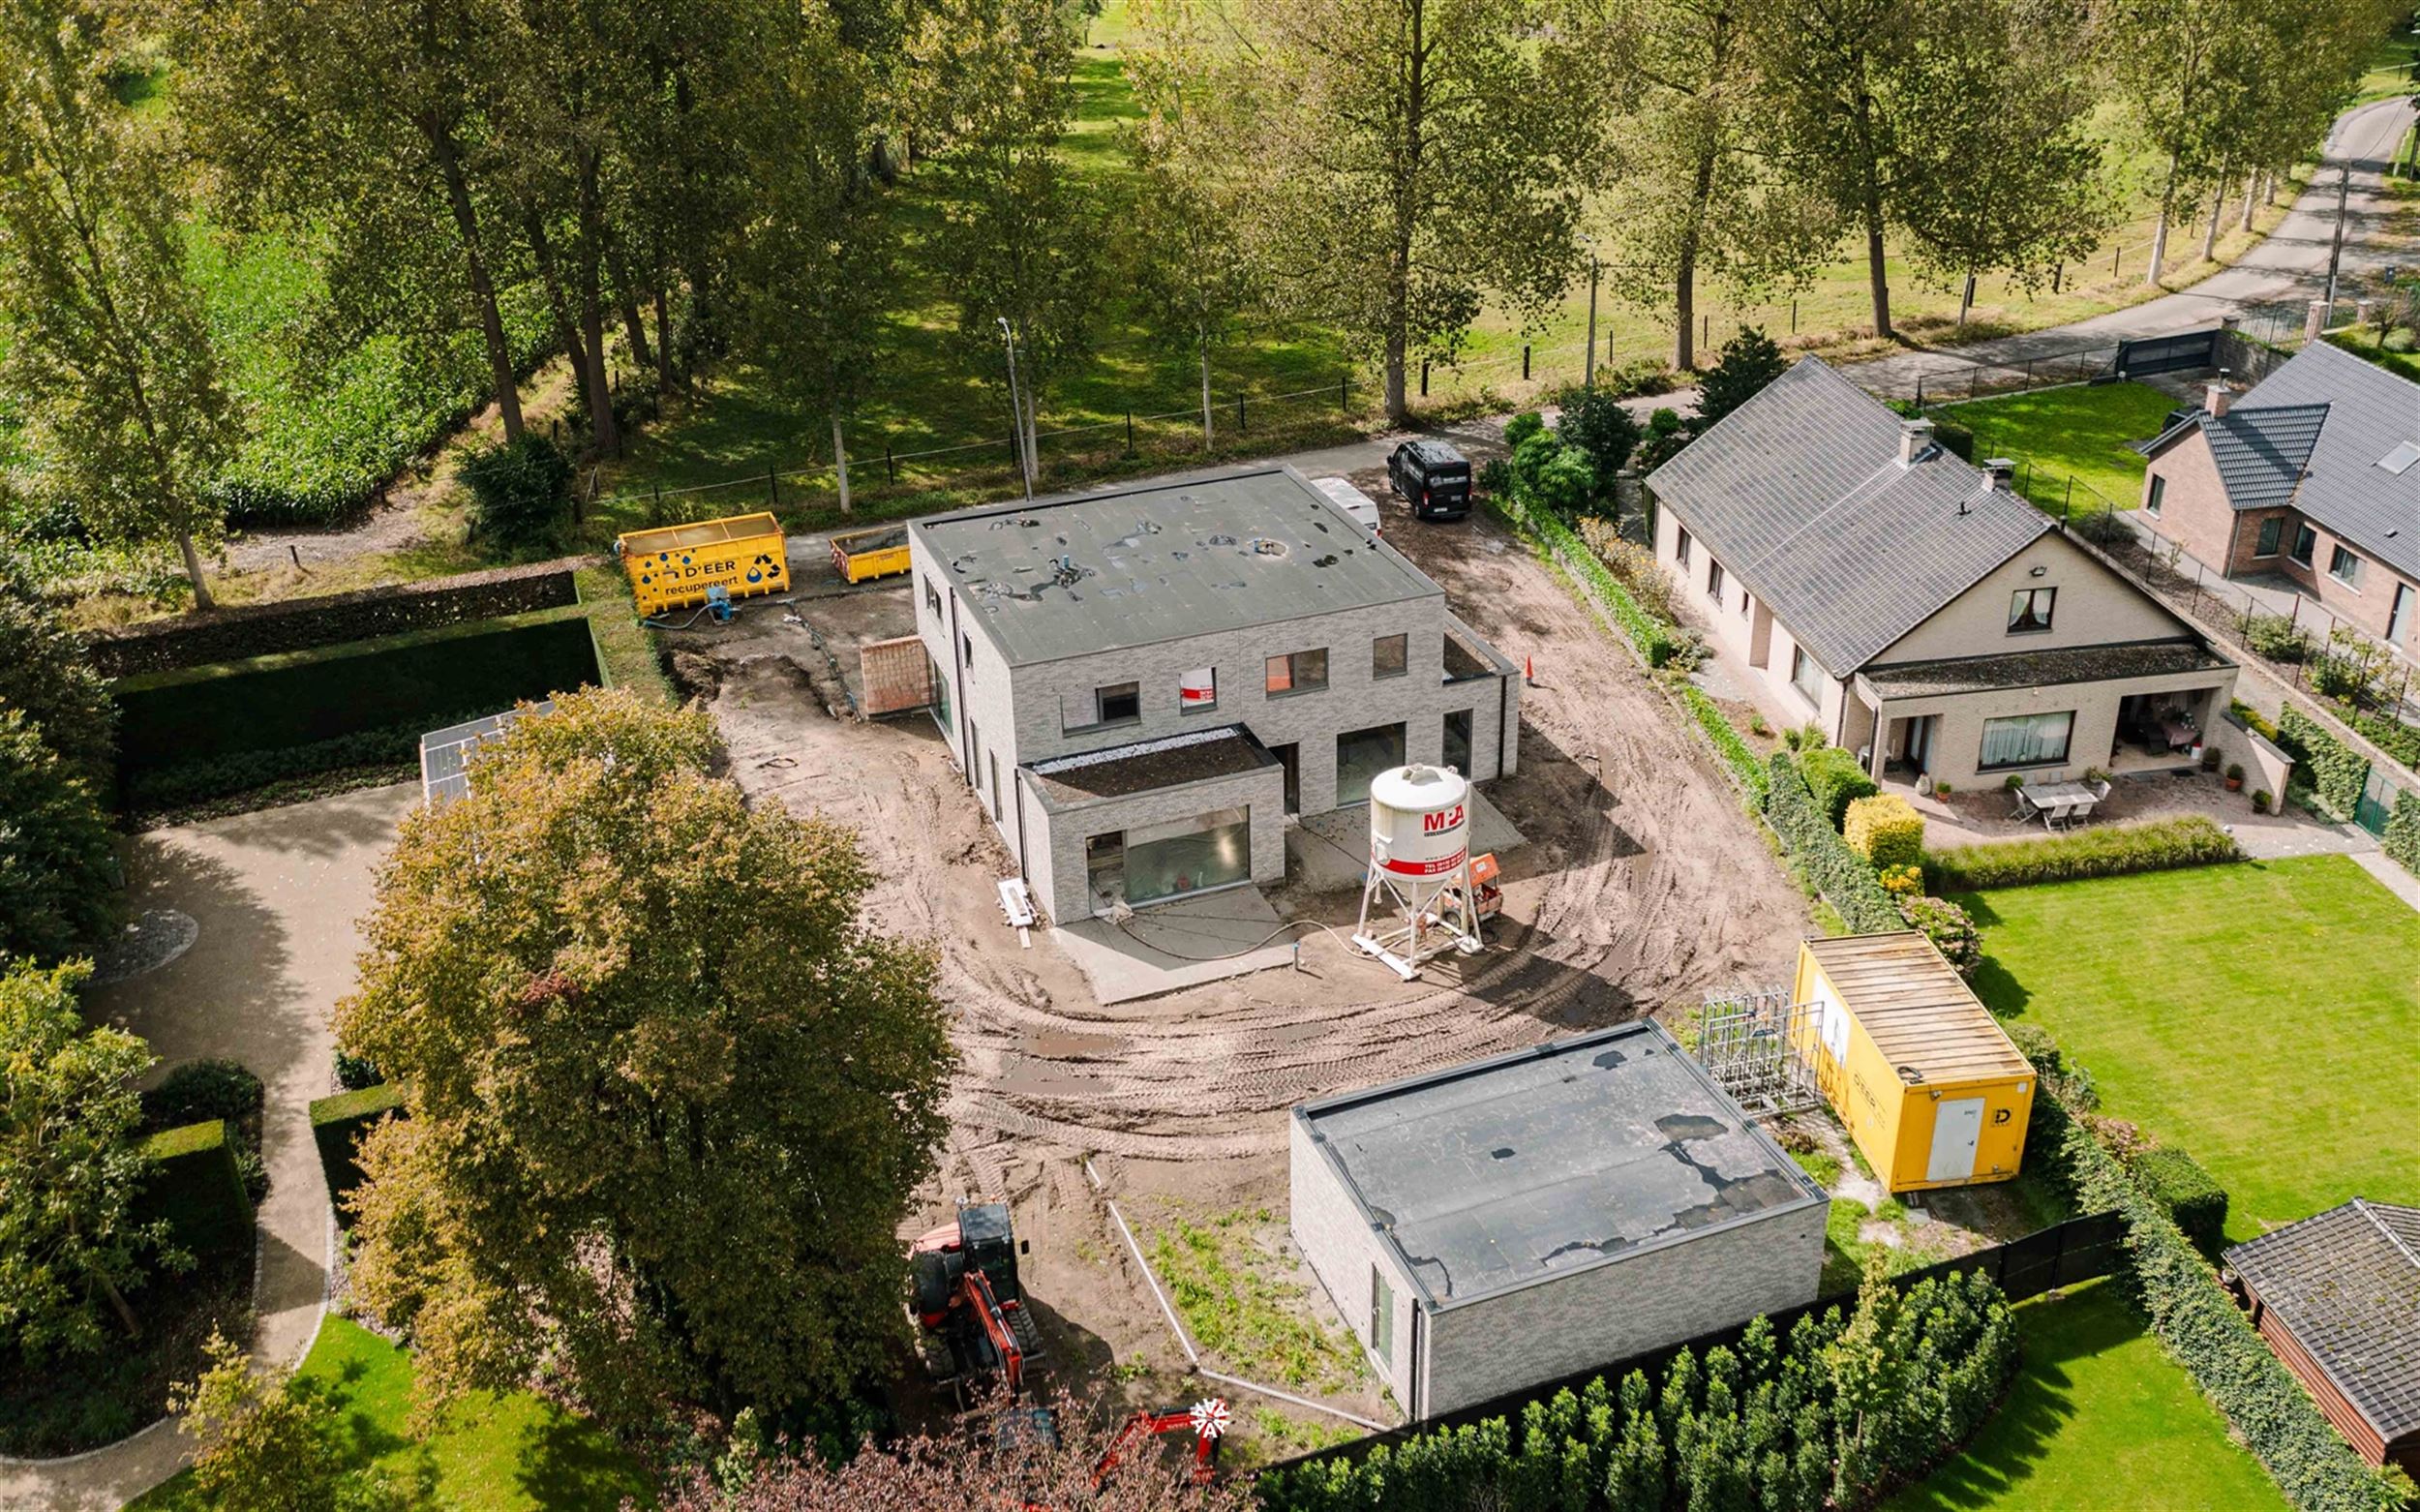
left=908, top=468, right=1522, bottom=924
left=1648, top=357, right=2241, bottom=792
left=1290, top=1024, right=1826, bottom=1418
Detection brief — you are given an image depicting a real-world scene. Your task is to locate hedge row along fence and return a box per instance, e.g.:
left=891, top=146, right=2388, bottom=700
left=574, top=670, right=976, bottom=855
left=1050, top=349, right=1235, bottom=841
left=87, top=557, right=588, bottom=679
left=2386, top=789, right=2420, bottom=876
left=2275, top=706, right=2373, bottom=822
left=1922, top=814, right=2243, bottom=892
left=310, top=1083, right=406, bottom=1220
left=1259, top=1269, right=2019, bottom=1512
left=1765, top=752, right=1900, bottom=932
left=134, top=1118, right=254, bottom=1269
left=2017, top=1038, right=2411, bottom=1512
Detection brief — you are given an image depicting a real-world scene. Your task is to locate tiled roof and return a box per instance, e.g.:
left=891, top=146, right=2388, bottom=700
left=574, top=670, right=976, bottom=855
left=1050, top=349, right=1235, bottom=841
left=1646, top=358, right=2051, bottom=674
left=2224, top=1199, right=2420, bottom=1440
left=2145, top=344, right=2420, bottom=580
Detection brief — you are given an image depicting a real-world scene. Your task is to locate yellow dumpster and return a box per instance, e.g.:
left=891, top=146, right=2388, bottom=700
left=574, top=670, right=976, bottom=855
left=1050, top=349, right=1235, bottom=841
left=1791, top=932, right=2035, bottom=1194
left=830, top=524, right=911, bottom=585
left=616, top=512, right=788, bottom=618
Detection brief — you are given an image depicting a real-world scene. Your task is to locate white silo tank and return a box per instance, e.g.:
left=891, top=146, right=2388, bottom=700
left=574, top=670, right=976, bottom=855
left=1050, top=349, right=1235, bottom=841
left=1354, top=764, right=1486, bottom=979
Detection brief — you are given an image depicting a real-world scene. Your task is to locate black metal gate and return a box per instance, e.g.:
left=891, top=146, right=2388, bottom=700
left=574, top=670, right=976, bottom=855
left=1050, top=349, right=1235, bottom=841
left=2109, top=328, right=2220, bottom=379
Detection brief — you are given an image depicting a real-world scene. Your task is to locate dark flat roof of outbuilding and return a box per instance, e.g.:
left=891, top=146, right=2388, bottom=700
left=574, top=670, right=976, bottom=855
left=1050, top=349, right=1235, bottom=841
left=912, top=468, right=1443, bottom=666
left=1025, top=725, right=1277, bottom=808
left=1858, top=639, right=2234, bottom=699
left=1294, top=1023, right=1824, bottom=1309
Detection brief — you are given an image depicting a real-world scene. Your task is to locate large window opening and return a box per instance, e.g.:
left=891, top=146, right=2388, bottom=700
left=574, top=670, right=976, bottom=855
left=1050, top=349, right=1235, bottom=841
left=1336, top=722, right=1407, bottom=806
left=1790, top=646, right=1823, bottom=705
left=1083, top=807, right=1253, bottom=913
left=929, top=654, right=953, bottom=733
left=2254, top=517, right=2283, bottom=558
left=1443, top=709, right=1473, bottom=773
left=1265, top=648, right=1329, bottom=695
left=1980, top=711, right=2074, bottom=770
left=1373, top=633, right=1408, bottom=680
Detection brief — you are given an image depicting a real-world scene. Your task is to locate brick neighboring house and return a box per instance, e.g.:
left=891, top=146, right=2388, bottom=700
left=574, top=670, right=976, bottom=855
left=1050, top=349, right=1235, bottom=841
left=2223, top=1199, right=2420, bottom=1479
left=2137, top=341, right=2420, bottom=658
left=1645, top=356, right=2239, bottom=793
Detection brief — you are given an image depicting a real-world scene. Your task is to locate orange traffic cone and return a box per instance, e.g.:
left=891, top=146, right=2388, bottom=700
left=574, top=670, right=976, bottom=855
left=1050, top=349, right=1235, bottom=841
left=1525, top=656, right=1535, bottom=685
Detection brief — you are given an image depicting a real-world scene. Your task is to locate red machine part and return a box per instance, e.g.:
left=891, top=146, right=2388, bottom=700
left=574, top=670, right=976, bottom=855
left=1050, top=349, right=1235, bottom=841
left=1094, top=1397, right=1228, bottom=1487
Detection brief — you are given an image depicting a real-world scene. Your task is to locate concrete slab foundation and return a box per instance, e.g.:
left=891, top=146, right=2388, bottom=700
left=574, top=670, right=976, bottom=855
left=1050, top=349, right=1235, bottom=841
left=1050, top=887, right=1301, bottom=1004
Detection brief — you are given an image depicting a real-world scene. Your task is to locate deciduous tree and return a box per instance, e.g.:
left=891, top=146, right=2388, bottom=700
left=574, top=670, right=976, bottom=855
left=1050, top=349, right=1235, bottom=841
left=0, top=0, right=241, bottom=608
left=170, top=1330, right=404, bottom=1512
left=336, top=688, right=953, bottom=1428
left=0, top=960, right=166, bottom=1358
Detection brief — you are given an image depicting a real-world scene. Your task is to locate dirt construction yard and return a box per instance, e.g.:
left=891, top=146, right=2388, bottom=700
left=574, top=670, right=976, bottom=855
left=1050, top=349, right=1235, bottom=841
left=682, top=488, right=1810, bottom=1456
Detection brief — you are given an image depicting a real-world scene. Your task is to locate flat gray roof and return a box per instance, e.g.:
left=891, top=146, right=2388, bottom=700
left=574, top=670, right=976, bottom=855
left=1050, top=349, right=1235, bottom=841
left=913, top=468, right=1442, bottom=665
left=1296, top=1023, right=1823, bottom=1308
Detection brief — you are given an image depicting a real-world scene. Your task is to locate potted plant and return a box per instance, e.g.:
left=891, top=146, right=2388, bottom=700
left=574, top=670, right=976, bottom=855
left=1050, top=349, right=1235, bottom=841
left=2003, top=772, right=2026, bottom=791
left=2199, top=744, right=2221, bottom=771
left=1935, top=781, right=1953, bottom=797
left=2224, top=763, right=2245, bottom=792
left=2252, top=790, right=2271, bottom=813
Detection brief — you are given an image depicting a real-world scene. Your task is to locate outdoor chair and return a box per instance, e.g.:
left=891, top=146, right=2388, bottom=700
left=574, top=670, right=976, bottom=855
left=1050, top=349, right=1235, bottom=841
left=2087, top=777, right=2111, bottom=803
left=2040, top=801, right=2077, bottom=830
left=2010, top=788, right=2041, bottom=822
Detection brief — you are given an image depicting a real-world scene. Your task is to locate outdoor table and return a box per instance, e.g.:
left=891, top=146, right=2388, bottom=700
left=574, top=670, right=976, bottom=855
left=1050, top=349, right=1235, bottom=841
left=2024, top=779, right=2098, bottom=828
left=2160, top=716, right=2198, bottom=751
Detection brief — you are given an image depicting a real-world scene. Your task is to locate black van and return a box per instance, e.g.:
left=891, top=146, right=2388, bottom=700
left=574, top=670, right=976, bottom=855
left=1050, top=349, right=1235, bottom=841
left=1387, top=438, right=1473, bottom=521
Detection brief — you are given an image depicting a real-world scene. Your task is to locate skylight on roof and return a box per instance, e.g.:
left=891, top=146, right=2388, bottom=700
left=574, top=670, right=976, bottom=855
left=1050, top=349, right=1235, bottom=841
left=2380, top=440, right=2420, bottom=475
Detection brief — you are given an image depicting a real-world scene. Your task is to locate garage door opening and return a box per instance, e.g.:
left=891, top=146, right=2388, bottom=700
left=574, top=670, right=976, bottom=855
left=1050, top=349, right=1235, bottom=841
left=1085, top=806, right=1253, bottom=914
left=1336, top=722, right=1407, bottom=806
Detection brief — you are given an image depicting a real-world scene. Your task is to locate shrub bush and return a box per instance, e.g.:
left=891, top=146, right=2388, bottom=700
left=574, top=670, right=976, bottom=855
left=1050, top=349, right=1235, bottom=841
left=1682, top=686, right=1768, bottom=801
left=1766, top=754, right=1900, bottom=932
left=2243, top=614, right=2317, bottom=664
left=2345, top=706, right=2420, bottom=771
left=2129, top=1147, right=2229, bottom=1258
left=2384, top=789, right=2420, bottom=878
left=1258, top=1265, right=2016, bottom=1512
left=1843, top=795, right=1924, bottom=869
left=334, top=1048, right=384, bottom=1092
left=1800, top=746, right=1880, bottom=830
left=458, top=434, right=574, bottom=546
left=1496, top=491, right=1679, bottom=668
left=141, top=1060, right=262, bottom=1131
left=1556, top=388, right=1642, bottom=482
left=1923, top=815, right=2242, bottom=892
left=134, top=1120, right=254, bottom=1268
left=0, top=710, right=119, bottom=962
left=1897, top=895, right=1980, bottom=977
left=2274, top=706, right=2368, bottom=821
left=1503, top=410, right=1547, bottom=450
left=309, top=1084, right=406, bottom=1220
left=1635, top=408, right=1690, bottom=474
left=2071, top=508, right=2133, bottom=548
left=1576, top=518, right=1675, bottom=620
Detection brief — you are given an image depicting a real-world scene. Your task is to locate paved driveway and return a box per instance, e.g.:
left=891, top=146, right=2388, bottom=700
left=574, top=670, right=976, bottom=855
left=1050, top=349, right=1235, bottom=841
left=0, top=783, right=416, bottom=1511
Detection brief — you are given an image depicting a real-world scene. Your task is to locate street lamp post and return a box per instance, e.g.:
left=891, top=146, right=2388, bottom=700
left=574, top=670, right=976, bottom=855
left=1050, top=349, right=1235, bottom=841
left=1584, top=253, right=1602, bottom=392
left=999, top=316, right=1033, bottom=500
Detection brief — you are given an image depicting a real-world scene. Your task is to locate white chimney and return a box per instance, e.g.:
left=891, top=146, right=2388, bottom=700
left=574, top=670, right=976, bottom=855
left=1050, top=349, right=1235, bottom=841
left=2206, top=370, right=2232, bottom=418
left=1899, top=418, right=1936, bottom=467
left=1983, top=458, right=2017, bottom=491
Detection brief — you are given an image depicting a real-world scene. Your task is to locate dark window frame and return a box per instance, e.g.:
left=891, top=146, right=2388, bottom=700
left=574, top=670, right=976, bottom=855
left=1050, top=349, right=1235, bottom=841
left=1265, top=648, right=1330, bottom=697
left=1978, top=711, right=2075, bottom=771
left=1373, top=633, right=1409, bottom=680
left=2253, top=517, right=2283, bottom=559
left=1095, top=681, right=1142, bottom=725
left=2145, top=475, right=2165, bottom=516
left=2008, top=587, right=2057, bottom=635
left=2289, top=523, right=2317, bottom=566
left=2328, top=544, right=2364, bottom=589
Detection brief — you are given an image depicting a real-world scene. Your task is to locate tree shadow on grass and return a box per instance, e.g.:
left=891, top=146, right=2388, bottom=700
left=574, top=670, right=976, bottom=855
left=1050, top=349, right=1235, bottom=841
left=1885, top=1285, right=2133, bottom=1512
left=514, top=1413, right=650, bottom=1512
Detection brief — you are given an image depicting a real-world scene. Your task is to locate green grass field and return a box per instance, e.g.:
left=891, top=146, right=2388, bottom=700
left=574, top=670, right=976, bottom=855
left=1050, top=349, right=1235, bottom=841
left=1887, top=1279, right=2284, bottom=1512
left=1956, top=856, right=2420, bottom=1242
left=128, top=1317, right=650, bottom=1511
left=1938, top=381, right=2180, bottom=515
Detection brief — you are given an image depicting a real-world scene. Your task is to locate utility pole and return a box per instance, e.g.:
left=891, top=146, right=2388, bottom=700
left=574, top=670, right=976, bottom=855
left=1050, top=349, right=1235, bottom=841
left=1584, top=253, right=1601, bottom=392
left=998, top=316, right=1033, bottom=500
left=2322, top=162, right=2351, bottom=311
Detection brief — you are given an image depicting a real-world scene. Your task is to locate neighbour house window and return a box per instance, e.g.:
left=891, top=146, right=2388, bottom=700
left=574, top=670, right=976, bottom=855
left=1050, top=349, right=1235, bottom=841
left=1095, top=681, right=1141, bottom=724
left=1740, top=589, right=1752, bottom=618
left=2290, top=523, right=2317, bottom=566
left=1180, top=666, right=1218, bottom=711
left=1374, top=633, right=1408, bottom=679
left=2329, top=546, right=2364, bottom=589
left=1370, top=1266, right=1395, bottom=1365
left=1790, top=646, right=1823, bottom=705
left=1708, top=559, right=1726, bottom=600
left=924, top=577, right=942, bottom=619
left=1980, top=711, right=2073, bottom=770
left=1265, top=649, right=1329, bottom=695
left=2145, top=476, right=2165, bottom=516
left=2254, top=517, right=2283, bottom=558
left=1676, top=528, right=1693, bottom=567
left=2008, top=588, right=2057, bottom=634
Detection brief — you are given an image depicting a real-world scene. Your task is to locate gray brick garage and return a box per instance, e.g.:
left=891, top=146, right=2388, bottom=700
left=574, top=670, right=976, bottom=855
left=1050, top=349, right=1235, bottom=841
left=1290, top=1023, right=1827, bottom=1417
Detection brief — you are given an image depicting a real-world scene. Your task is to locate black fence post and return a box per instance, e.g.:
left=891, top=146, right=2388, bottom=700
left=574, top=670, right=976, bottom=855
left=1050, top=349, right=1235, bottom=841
left=768, top=467, right=779, bottom=507
left=1702, top=313, right=1709, bottom=350
left=1791, top=299, right=1799, bottom=333
left=886, top=441, right=896, bottom=484
left=1340, top=374, right=1349, bottom=410
left=1420, top=360, right=1430, bottom=397
left=1237, top=394, right=1246, bottom=432
left=1125, top=411, right=1134, bottom=457
left=1522, top=344, right=1531, bottom=381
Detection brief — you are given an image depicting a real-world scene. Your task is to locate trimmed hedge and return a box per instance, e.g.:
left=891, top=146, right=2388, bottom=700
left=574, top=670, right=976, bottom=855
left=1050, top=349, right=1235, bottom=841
left=2275, top=706, right=2368, bottom=821
left=2019, top=1048, right=2406, bottom=1512
left=1800, top=746, right=1878, bottom=830
left=1766, top=753, right=1900, bottom=931
left=1923, top=815, right=2242, bottom=892
left=1494, top=488, right=1680, bottom=668
left=2130, top=1147, right=2228, bottom=1259
left=1844, top=795, right=1923, bottom=869
left=133, top=1119, right=254, bottom=1267
left=2385, top=789, right=2420, bottom=878
left=310, top=1083, right=406, bottom=1220
left=2345, top=706, right=2420, bottom=771
left=1681, top=684, right=1769, bottom=801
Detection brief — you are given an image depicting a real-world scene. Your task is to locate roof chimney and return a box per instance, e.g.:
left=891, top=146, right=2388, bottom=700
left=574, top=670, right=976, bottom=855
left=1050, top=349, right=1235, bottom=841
left=2206, top=370, right=2232, bottom=418
left=1899, top=417, right=1936, bottom=467
left=1983, top=458, right=2016, bottom=491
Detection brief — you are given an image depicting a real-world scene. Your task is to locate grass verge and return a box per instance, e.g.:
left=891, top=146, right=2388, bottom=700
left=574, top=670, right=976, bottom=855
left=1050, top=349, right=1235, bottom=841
left=1936, top=381, right=2180, bottom=515
left=1146, top=1207, right=1370, bottom=1395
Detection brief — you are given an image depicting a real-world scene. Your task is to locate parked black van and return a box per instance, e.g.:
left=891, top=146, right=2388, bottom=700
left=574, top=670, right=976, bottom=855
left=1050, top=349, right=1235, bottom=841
left=1386, top=438, right=1472, bottom=521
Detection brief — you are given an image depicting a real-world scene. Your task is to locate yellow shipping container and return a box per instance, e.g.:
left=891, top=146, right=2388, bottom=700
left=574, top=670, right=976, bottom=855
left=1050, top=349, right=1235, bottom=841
left=1792, top=932, right=2035, bottom=1194
left=616, top=513, right=789, bottom=618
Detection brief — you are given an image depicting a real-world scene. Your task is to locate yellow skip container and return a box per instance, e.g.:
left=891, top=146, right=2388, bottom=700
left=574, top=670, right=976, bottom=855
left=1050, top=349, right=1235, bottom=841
left=830, top=524, right=912, bottom=585
left=616, top=513, right=788, bottom=618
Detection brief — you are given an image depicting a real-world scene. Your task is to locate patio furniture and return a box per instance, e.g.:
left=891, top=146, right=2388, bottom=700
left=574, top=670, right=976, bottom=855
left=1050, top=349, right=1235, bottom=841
left=2160, top=714, right=2198, bottom=751
left=2010, top=787, right=2042, bottom=822
left=2024, top=779, right=2101, bottom=830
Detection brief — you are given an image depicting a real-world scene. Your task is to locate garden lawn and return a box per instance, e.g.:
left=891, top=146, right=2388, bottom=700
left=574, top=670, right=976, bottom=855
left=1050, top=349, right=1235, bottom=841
left=128, top=1317, right=650, bottom=1511
left=1937, top=381, right=2180, bottom=515
left=1955, top=855, right=2420, bottom=1241
left=1886, top=1278, right=2284, bottom=1511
